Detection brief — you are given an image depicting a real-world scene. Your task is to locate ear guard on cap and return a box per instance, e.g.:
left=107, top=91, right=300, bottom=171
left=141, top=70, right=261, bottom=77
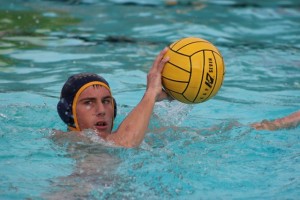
left=57, top=97, right=74, bottom=127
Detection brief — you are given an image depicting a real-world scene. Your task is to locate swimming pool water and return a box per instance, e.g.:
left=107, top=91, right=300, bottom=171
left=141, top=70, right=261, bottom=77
left=0, top=0, right=300, bottom=199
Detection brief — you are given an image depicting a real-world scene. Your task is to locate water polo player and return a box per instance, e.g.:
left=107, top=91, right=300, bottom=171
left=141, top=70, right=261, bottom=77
left=57, top=73, right=117, bottom=134
left=56, top=47, right=170, bottom=147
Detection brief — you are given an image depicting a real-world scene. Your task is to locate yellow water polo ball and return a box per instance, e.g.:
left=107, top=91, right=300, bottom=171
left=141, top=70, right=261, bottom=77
left=162, top=37, right=225, bottom=104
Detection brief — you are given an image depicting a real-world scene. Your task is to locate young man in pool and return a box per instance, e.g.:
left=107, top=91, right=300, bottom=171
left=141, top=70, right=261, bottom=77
left=56, top=47, right=170, bottom=148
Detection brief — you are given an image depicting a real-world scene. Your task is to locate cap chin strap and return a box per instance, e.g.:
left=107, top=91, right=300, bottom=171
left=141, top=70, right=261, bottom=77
left=71, top=81, right=114, bottom=132
left=68, top=126, right=79, bottom=132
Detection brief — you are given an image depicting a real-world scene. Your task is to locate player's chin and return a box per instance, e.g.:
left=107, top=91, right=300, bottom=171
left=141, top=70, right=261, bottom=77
left=94, top=126, right=111, bottom=136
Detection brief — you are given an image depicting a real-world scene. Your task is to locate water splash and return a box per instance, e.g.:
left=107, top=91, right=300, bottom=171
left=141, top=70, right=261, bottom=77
left=152, top=100, right=194, bottom=127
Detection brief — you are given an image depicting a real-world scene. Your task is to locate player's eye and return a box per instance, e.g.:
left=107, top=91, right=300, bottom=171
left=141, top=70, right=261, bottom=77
left=84, top=100, right=92, bottom=105
left=103, top=98, right=112, bottom=104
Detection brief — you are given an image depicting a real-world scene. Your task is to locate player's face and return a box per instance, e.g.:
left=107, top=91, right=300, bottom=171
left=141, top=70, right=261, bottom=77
left=76, top=85, right=114, bottom=136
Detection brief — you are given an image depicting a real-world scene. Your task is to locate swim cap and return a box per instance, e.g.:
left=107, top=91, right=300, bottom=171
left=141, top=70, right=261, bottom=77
left=57, top=73, right=117, bottom=131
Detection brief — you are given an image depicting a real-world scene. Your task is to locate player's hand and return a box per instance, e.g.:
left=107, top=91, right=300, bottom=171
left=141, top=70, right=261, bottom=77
left=251, top=120, right=279, bottom=130
left=146, top=47, right=169, bottom=100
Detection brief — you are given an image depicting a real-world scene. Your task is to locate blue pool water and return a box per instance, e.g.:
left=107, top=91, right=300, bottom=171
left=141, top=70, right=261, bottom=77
left=0, top=0, right=300, bottom=199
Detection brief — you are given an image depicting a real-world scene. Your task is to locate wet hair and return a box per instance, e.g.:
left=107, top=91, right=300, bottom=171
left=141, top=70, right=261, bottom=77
left=57, top=73, right=117, bottom=131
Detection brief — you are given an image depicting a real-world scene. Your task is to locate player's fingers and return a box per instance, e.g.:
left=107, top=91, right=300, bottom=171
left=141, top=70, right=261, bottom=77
left=157, top=56, right=169, bottom=73
left=152, top=47, right=168, bottom=70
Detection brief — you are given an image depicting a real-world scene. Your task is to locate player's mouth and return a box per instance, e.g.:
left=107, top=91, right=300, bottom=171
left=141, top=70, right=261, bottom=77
left=95, top=121, right=108, bottom=131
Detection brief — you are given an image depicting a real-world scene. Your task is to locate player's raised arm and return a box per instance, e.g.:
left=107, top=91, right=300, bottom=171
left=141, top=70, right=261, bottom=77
left=106, top=48, right=170, bottom=147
